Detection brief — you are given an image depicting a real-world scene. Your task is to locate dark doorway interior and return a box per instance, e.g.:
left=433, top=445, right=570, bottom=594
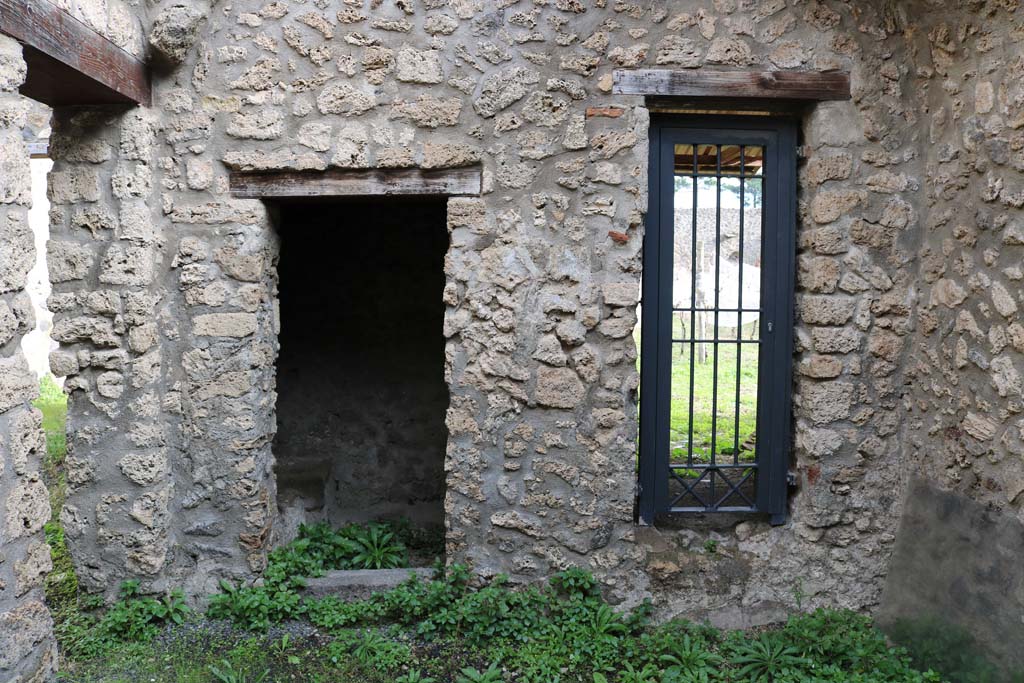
left=273, top=199, right=449, bottom=533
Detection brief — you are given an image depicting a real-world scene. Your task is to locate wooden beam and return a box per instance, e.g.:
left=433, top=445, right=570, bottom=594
left=230, top=167, right=483, bottom=200
left=613, top=69, right=850, bottom=102
left=0, top=0, right=150, bottom=106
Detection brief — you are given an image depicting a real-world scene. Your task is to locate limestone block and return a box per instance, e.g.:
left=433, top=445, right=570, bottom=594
left=49, top=351, right=79, bottom=377
left=535, top=366, right=585, bottom=409
left=214, top=247, right=265, bottom=282
left=602, top=282, right=639, bottom=308
left=929, top=278, right=967, bottom=308
left=128, top=323, right=159, bottom=354
left=521, top=92, right=570, bottom=128
left=706, top=37, right=753, bottom=65
left=99, top=244, right=156, bottom=285
left=149, top=3, right=206, bottom=64
left=131, top=487, right=171, bottom=528
left=317, top=82, right=377, bottom=116
left=812, top=327, right=862, bottom=354
left=490, top=510, right=545, bottom=538
left=48, top=168, right=102, bottom=204
left=71, top=206, right=118, bottom=238
left=51, top=316, right=120, bottom=347
left=193, top=312, right=258, bottom=337
left=390, top=95, right=462, bottom=128
left=421, top=142, right=481, bottom=169
left=804, top=154, right=853, bottom=185
left=963, top=412, right=998, bottom=442
left=0, top=352, right=36, bottom=413
left=0, top=601, right=53, bottom=671
left=186, top=159, right=214, bottom=190
left=7, top=407, right=43, bottom=475
left=533, top=335, right=567, bottom=367
left=118, top=201, right=158, bottom=245
left=798, top=381, right=854, bottom=425
left=473, top=66, right=539, bottom=118
left=5, top=477, right=50, bottom=539
left=297, top=122, right=332, bottom=151
left=990, top=356, right=1023, bottom=398
left=0, top=130, right=30, bottom=204
left=227, top=109, right=284, bottom=140
left=799, top=295, right=856, bottom=326
left=96, top=371, right=125, bottom=399
left=47, top=241, right=95, bottom=283
left=14, top=541, right=52, bottom=596
left=395, top=46, right=444, bottom=83
left=0, top=34, right=26, bottom=92
left=810, top=189, right=866, bottom=224
left=798, top=256, right=840, bottom=293
left=991, top=281, right=1018, bottom=318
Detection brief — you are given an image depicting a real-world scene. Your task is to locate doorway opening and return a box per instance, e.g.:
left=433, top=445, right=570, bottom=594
left=272, top=198, right=450, bottom=554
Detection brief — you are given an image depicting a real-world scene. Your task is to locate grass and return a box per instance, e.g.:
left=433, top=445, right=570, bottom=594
left=636, top=319, right=759, bottom=466
left=34, top=376, right=77, bottom=610
left=51, top=571, right=947, bottom=683
left=56, top=625, right=490, bottom=683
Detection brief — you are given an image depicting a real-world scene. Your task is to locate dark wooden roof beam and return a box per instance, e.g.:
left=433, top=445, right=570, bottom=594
left=0, top=0, right=150, bottom=106
left=613, top=68, right=851, bottom=102
left=229, top=167, right=484, bottom=200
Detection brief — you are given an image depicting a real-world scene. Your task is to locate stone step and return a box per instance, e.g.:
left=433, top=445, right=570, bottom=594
left=303, top=568, right=436, bottom=602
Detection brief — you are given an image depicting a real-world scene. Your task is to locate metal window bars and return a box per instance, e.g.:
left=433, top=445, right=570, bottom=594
left=639, top=117, right=796, bottom=525
left=667, top=143, right=763, bottom=512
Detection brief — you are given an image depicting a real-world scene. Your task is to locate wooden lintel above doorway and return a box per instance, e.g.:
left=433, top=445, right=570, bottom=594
left=0, top=0, right=150, bottom=106
left=612, top=68, right=851, bottom=102
left=229, top=166, right=484, bottom=200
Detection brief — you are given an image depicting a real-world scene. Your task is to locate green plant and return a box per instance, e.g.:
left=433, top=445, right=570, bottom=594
left=455, top=662, right=504, bottom=683
left=207, top=521, right=412, bottom=630
left=396, top=670, right=436, bottom=683
left=208, top=658, right=269, bottom=683
left=618, top=661, right=661, bottom=683
left=272, top=633, right=301, bottom=666
left=729, top=634, right=805, bottom=682
left=98, top=581, right=191, bottom=641
left=659, top=634, right=722, bottom=673
left=349, top=524, right=407, bottom=569
left=324, top=628, right=411, bottom=673
left=791, top=579, right=805, bottom=612
left=702, top=540, right=718, bottom=554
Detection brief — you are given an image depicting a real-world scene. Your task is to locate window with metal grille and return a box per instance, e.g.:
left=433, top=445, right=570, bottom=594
left=638, top=116, right=797, bottom=526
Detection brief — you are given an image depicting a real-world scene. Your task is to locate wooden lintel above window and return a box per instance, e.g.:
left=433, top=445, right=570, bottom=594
left=0, top=0, right=150, bottom=106
left=612, top=69, right=851, bottom=102
left=229, top=166, right=484, bottom=200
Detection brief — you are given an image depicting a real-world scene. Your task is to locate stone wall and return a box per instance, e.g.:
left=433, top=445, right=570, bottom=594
left=0, top=35, right=56, bottom=683
left=902, top=2, right=1024, bottom=518
left=33, top=0, right=1021, bottom=632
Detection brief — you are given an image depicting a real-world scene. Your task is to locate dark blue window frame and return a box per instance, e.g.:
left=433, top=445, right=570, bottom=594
left=638, top=116, right=797, bottom=526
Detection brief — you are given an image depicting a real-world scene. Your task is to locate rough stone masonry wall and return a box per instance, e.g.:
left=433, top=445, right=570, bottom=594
left=49, top=99, right=281, bottom=600
left=0, top=36, right=56, bottom=683
left=903, top=3, right=1024, bottom=514
left=46, top=0, right=1000, bottom=628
